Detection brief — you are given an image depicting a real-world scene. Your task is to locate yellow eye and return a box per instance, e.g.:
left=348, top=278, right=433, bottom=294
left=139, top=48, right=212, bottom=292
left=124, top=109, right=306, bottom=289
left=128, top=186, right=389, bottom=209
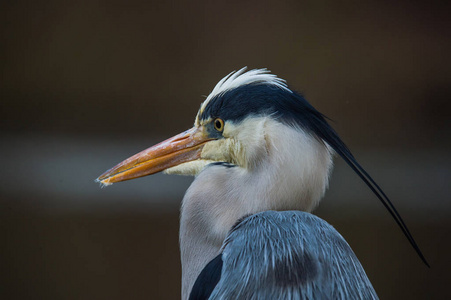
left=214, top=118, right=224, bottom=132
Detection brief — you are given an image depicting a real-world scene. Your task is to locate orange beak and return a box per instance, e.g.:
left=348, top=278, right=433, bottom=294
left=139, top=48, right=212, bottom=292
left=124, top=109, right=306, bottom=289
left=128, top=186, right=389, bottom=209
left=96, top=126, right=212, bottom=186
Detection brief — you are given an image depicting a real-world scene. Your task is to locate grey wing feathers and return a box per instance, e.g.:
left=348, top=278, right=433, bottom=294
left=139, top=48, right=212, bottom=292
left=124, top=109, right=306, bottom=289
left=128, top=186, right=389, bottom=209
left=209, top=211, right=378, bottom=300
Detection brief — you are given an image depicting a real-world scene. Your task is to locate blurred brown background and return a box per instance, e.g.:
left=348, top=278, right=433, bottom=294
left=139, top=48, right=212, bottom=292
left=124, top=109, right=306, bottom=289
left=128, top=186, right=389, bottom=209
left=1, top=1, right=450, bottom=299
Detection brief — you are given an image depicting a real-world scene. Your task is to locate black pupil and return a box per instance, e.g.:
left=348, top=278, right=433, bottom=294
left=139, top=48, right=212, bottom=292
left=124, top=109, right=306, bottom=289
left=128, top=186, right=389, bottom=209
left=215, top=120, right=221, bottom=130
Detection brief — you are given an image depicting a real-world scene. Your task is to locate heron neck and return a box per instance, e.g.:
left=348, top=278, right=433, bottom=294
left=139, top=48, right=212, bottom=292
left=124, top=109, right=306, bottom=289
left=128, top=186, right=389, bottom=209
left=179, top=123, right=333, bottom=299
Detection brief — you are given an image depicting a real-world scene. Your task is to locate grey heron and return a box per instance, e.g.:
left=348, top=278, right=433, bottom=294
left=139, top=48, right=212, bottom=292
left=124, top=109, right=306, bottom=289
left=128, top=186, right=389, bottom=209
left=97, top=68, right=428, bottom=299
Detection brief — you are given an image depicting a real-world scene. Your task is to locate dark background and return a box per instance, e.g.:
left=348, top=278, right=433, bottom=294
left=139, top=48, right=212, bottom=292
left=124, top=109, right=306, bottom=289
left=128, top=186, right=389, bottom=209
left=1, top=1, right=450, bottom=299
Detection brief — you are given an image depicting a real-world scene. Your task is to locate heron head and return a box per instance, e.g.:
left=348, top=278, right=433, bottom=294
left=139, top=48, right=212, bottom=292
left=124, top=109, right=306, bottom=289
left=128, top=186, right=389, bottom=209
left=96, top=68, right=332, bottom=186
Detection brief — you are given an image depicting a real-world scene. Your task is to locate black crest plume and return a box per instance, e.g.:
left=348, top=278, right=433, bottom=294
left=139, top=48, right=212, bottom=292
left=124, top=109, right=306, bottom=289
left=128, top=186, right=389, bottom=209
left=201, top=77, right=429, bottom=267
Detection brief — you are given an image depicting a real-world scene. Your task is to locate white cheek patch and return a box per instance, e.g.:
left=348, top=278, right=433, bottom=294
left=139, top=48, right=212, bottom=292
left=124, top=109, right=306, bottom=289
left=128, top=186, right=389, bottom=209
left=196, top=117, right=272, bottom=170
left=223, top=117, right=269, bottom=169
left=200, top=139, right=231, bottom=163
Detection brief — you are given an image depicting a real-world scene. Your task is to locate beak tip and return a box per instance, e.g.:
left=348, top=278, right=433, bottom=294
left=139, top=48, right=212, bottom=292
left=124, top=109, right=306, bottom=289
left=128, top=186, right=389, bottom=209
left=95, top=177, right=113, bottom=188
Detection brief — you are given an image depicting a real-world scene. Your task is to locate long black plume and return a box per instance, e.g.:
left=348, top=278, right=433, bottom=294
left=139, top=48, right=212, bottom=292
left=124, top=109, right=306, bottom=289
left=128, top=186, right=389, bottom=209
left=202, top=82, right=429, bottom=267
left=306, top=105, right=430, bottom=267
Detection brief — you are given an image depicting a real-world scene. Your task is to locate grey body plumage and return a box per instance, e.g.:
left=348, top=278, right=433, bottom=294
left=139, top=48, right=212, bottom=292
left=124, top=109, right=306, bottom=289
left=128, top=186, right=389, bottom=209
left=203, top=211, right=378, bottom=300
